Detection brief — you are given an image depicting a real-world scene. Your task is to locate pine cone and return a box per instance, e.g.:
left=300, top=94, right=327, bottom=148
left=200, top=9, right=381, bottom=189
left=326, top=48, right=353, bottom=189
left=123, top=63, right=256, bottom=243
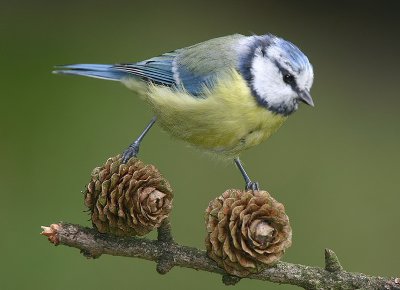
left=84, top=155, right=173, bottom=236
left=205, top=189, right=292, bottom=277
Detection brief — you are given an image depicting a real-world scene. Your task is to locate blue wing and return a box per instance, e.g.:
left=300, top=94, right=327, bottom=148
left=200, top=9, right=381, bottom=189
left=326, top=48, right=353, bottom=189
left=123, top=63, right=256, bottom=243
left=113, top=52, right=177, bottom=87
left=114, top=52, right=217, bottom=96
left=55, top=35, right=244, bottom=96
left=112, top=51, right=215, bottom=96
left=113, top=51, right=214, bottom=96
left=113, top=35, right=244, bottom=95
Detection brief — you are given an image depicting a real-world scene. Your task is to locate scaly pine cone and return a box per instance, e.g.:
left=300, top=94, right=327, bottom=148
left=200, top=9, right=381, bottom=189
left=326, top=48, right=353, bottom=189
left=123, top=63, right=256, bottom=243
left=84, top=155, right=173, bottom=236
left=205, top=189, right=292, bottom=277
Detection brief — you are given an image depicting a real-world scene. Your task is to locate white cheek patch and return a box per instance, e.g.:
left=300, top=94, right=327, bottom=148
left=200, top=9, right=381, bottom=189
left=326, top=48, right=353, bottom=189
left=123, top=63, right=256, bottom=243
left=251, top=54, right=294, bottom=107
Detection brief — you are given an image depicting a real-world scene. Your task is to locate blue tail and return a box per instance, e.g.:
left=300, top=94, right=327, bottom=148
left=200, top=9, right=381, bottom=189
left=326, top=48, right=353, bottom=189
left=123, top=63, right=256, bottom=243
left=53, top=64, right=128, bottom=81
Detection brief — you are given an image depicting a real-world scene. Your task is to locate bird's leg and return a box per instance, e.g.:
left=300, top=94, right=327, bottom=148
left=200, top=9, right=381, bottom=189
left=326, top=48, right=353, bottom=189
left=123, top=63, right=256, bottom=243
left=121, top=116, right=157, bottom=163
left=234, top=157, right=259, bottom=191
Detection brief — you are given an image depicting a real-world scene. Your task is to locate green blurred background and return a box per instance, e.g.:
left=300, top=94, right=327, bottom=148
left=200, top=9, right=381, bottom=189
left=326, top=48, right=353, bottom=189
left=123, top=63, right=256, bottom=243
left=1, top=1, right=399, bottom=289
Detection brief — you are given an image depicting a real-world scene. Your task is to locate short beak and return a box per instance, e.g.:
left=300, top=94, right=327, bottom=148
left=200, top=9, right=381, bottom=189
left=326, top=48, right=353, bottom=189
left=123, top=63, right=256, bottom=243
left=298, top=89, right=314, bottom=107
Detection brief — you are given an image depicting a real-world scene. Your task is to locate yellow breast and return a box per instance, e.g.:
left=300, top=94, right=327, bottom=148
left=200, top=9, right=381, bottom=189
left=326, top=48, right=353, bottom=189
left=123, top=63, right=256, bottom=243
left=128, top=70, right=287, bottom=157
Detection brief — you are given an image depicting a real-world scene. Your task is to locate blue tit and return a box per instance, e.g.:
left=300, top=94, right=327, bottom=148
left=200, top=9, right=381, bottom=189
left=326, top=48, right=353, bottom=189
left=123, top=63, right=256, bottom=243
left=54, top=33, right=314, bottom=190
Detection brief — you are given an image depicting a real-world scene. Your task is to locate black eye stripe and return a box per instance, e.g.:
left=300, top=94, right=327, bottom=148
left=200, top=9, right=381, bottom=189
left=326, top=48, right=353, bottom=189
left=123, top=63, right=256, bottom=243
left=274, top=60, right=298, bottom=89
left=283, top=73, right=295, bottom=84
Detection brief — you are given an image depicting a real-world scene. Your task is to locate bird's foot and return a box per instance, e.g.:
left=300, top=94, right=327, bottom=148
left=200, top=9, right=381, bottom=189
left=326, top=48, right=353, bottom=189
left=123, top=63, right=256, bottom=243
left=121, top=142, right=139, bottom=163
left=245, top=181, right=260, bottom=191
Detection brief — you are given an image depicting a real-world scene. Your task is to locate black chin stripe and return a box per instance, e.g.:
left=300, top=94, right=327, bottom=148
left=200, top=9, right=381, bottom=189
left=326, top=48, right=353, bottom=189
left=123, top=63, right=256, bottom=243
left=268, top=102, right=298, bottom=116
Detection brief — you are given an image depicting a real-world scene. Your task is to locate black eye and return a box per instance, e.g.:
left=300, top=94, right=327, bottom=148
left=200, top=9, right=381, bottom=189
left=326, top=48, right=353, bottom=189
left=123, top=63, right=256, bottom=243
left=283, top=73, right=295, bottom=84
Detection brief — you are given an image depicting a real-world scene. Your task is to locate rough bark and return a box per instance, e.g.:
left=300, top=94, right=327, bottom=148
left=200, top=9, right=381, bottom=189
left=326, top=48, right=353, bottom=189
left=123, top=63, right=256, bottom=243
left=41, top=222, right=400, bottom=290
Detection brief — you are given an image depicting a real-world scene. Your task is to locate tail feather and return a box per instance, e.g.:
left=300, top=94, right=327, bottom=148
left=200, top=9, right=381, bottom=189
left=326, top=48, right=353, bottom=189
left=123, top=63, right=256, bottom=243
left=53, top=64, right=127, bottom=81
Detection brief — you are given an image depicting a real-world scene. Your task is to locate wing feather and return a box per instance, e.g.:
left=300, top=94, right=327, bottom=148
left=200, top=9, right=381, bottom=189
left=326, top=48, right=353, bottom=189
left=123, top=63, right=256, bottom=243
left=113, top=34, right=244, bottom=96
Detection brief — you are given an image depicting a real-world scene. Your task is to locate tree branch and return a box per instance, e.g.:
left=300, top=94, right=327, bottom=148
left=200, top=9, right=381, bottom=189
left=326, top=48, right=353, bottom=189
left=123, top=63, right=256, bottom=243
left=41, top=223, right=400, bottom=290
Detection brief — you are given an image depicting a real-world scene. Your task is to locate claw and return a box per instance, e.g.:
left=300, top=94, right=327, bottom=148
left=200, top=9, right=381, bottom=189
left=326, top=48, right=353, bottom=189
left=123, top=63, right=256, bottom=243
left=245, top=181, right=260, bottom=191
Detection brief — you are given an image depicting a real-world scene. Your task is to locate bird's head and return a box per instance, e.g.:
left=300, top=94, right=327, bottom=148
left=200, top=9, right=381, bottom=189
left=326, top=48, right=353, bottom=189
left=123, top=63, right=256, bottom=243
left=240, top=34, right=314, bottom=116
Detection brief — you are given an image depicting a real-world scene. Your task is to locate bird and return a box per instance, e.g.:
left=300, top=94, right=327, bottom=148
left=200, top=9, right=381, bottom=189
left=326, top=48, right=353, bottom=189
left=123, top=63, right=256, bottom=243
left=54, top=33, right=314, bottom=190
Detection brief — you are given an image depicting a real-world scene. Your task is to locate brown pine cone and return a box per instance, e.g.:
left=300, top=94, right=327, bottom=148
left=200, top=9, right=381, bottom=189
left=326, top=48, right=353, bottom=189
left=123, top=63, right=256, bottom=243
left=205, top=189, right=292, bottom=277
left=84, top=155, right=173, bottom=236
